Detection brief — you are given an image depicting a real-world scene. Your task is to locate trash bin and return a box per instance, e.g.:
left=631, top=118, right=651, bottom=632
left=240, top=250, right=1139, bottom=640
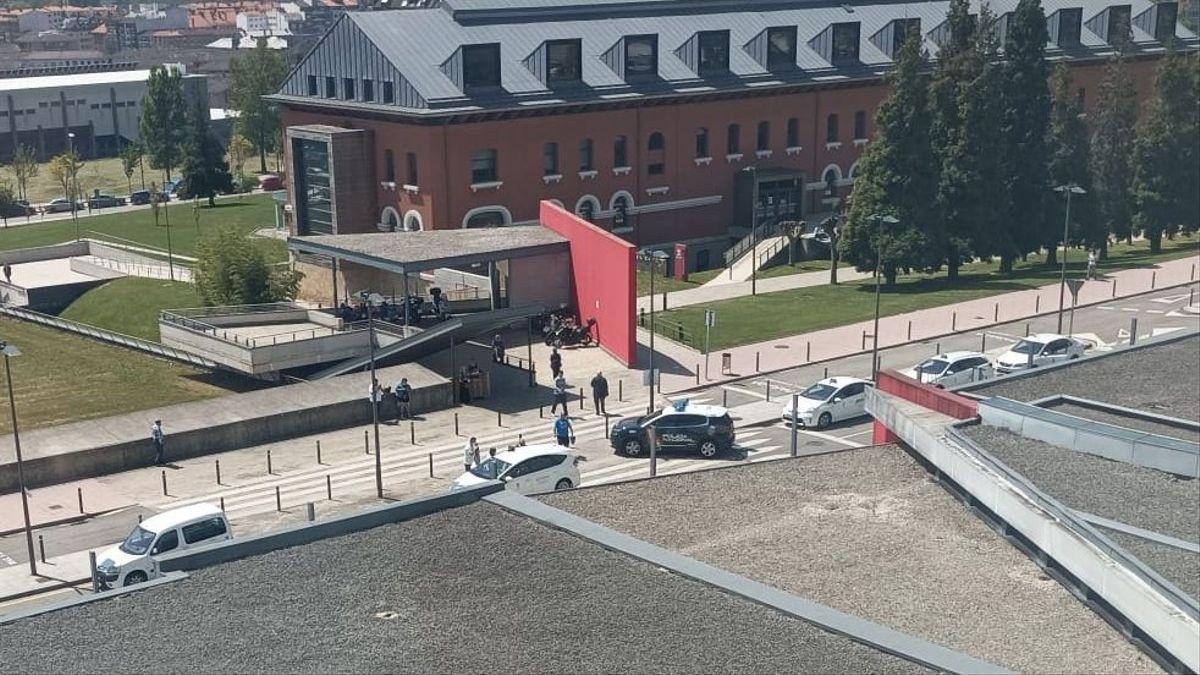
left=721, top=352, right=732, bottom=374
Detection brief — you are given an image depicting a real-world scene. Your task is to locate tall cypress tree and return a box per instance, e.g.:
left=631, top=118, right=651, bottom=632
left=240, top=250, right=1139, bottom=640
left=1090, top=55, right=1138, bottom=254
left=840, top=33, right=938, bottom=286
left=1001, top=0, right=1052, bottom=271
left=139, top=65, right=187, bottom=183
left=1047, top=64, right=1097, bottom=256
left=180, top=101, right=233, bottom=207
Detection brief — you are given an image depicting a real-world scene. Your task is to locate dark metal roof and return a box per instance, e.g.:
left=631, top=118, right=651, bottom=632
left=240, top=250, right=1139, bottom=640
left=288, top=226, right=568, bottom=273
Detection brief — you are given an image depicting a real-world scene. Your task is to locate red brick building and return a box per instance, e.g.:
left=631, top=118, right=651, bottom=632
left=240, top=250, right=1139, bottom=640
left=271, top=0, right=1192, bottom=273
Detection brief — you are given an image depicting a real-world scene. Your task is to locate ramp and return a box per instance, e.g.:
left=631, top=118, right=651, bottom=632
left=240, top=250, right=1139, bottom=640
left=310, top=304, right=544, bottom=379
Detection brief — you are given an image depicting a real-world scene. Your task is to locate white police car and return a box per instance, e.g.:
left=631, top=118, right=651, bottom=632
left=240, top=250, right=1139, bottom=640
left=994, top=333, right=1086, bottom=374
left=610, top=399, right=736, bottom=458
left=781, top=377, right=871, bottom=429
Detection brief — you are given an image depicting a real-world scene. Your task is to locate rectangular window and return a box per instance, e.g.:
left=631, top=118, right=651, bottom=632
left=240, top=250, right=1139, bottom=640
left=1106, top=5, right=1131, bottom=46
left=892, top=18, right=920, bottom=53
left=471, top=148, right=499, bottom=184
left=786, top=118, right=799, bottom=147
left=362, top=79, right=374, bottom=102
left=648, top=162, right=665, bottom=175
left=756, top=121, right=770, bottom=151
left=343, top=77, right=355, bottom=100
left=697, top=30, right=729, bottom=76
left=854, top=110, right=866, bottom=139
left=826, top=114, right=839, bottom=143
left=546, top=39, right=582, bottom=84
left=727, top=124, right=741, bottom=154
left=382, top=81, right=395, bottom=104
left=614, top=135, right=628, bottom=167
left=406, top=152, right=418, bottom=185
left=766, top=26, right=797, bottom=70
left=695, top=128, right=709, bottom=158
left=324, top=76, right=336, bottom=98
left=294, top=138, right=333, bottom=235
left=384, top=149, right=395, bottom=182
left=624, top=34, right=658, bottom=79
left=463, top=43, right=502, bottom=89
left=1154, top=2, right=1177, bottom=42
left=543, top=142, right=559, bottom=176
left=306, top=75, right=317, bottom=95
left=1057, top=8, right=1082, bottom=47
left=830, top=22, right=861, bottom=65
left=579, top=138, right=594, bottom=171
left=38, top=102, right=48, bottom=108
left=51, top=100, right=61, bottom=107
left=181, top=517, right=227, bottom=545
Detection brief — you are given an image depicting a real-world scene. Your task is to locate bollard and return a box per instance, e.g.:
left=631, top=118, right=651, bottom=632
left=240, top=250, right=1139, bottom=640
left=1151, top=271, right=1156, bottom=289
left=952, top=312, right=957, bottom=331
left=790, top=393, right=800, bottom=457
left=267, top=449, right=273, bottom=474
left=580, top=387, right=585, bottom=411
left=755, top=351, right=760, bottom=372
left=722, top=388, right=728, bottom=407
left=275, top=485, right=282, bottom=512
left=38, top=535, right=46, bottom=564
left=89, top=551, right=99, bottom=593
left=766, top=380, right=772, bottom=402
left=138, top=513, right=143, bottom=524
left=861, top=330, right=867, bottom=350
left=1035, top=296, right=1041, bottom=313
left=993, top=303, right=998, bottom=322
left=1129, top=317, right=1138, bottom=346
left=316, top=440, right=322, bottom=465
left=326, top=475, right=333, bottom=501
left=77, top=487, right=84, bottom=514
left=306, top=502, right=315, bottom=522
left=935, top=342, right=940, bottom=354
left=410, top=421, right=416, bottom=445
left=806, top=342, right=811, bottom=362
left=428, top=453, right=434, bottom=478
left=907, top=321, right=912, bottom=341
left=1112, top=279, right=1117, bottom=298
left=1192, top=263, right=1196, bottom=281
left=1190, top=286, right=1195, bottom=306
left=454, top=413, right=459, bottom=436
left=605, top=415, right=610, bottom=439
left=161, top=470, right=167, bottom=496
left=823, top=366, right=828, bottom=379
left=539, top=405, right=544, bottom=418
left=618, top=380, right=623, bottom=401
left=695, top=365, right=700, bottom=385
left=980, top=334, right=986, bottom=351
left=497, top=410, right=503, bottom=427
left=215, top=460, right=222, bottom=485
left=662, top=291, right=667, bottom=311
left=1025, top=323, right=1030, bottom=337
left=220, top=496, right=225, bottom=512
left=364, top=430, right=370, bottom=454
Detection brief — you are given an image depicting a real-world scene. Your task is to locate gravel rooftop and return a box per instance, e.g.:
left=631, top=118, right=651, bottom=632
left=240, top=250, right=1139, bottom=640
left=541, top=445, right=1159, bottom=674
left=972, top=335, right=1200, bottom=421
left=1042, top=401, right=1200, bottom=444
left=965, top=426, right=1200, bottom=543
left=0, top=502, right=928, bottom=675
left=1099, top=528, right=1200, bottom=602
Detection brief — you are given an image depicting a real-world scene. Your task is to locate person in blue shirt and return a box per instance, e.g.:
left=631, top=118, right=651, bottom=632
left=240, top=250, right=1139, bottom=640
left=553, top=413, right=574, bottom=447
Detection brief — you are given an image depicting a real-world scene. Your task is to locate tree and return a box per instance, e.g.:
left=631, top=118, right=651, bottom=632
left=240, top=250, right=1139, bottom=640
left=1090, top=55, right=1138, bottom=253
left=1047, top=65, right=1098, bottom=253
left=139, top=65, right=187, bottom=184
left=0, top=182, right=16, bottom=225
left=48, top=151, right=85, bottom=203
left=227, top=134, right=253, bottom=178
left=1001, top=0, right=1053, bottom=270
left=228, top=39, right=288, bottom=173
left=840, top=33, right=938, bottom=286
left=9, top=144, right=39, bottom=202
left=119, top=142, right=144, bottom=194
left=180, top=100, right=233, bottom=207
left=194, top=226, right=303, bottom=306
left=1131, top=50, right=1199, bottom=252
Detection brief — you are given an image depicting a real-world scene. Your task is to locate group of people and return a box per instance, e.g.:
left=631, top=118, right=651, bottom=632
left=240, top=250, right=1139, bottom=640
left=546, top=346, right=611, bottom=448
left=462, top=434, right=528, bottom=471
left=367, top=377, right=415, bottom=421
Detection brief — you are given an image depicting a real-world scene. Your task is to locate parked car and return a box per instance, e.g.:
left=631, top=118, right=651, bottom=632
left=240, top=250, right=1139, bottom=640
left=94, top=503, right=231, bottom=589
left=163, top=178, right=183, bottom=195
left=781, top=377, right=872, bottom=430
left=994, top=333, right=1086, bottom=374
left=0, top=200, right=36, bottom=217
left=130, top=189, right=170, bottom=205
left=258, top=174, right=283, bottom=191
left=87, top=192, right=125, bottom=208
left=902, top=351, right=994, bottom=388
left=42, top=197, right=82, bottom=213
left=611, top=399, right=736, bottom=458
left=451, top=445, right=583, bottom=494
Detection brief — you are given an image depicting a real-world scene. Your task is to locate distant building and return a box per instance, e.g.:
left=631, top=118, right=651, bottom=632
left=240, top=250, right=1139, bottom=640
left=0, top=66, right=209, bottom=161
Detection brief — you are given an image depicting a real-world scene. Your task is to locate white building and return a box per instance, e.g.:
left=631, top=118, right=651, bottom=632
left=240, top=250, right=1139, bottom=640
left=0, top=67, right=208, bottom=161
left=235, top=9, right=292, bottom=37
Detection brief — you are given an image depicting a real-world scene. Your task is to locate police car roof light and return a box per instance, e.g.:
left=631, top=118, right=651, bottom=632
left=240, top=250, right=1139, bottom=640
left=672, top=399, right=689, bottom=412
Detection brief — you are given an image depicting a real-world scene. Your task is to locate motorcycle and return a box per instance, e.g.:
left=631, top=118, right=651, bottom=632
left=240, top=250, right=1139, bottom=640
left=544, top=318, right=596, bottom=347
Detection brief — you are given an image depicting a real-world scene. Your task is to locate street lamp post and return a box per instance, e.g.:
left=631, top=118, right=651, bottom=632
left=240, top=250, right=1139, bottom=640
left=869, top=214, right=899, bottom=380
left=1, top=340, right=36, bottom=577
left=743, top=165, right=760, bottom=296
left=640, top=249, right=670, bottom=414
left=1053, top=184, right=1087, bottom=334
left=358, top=290, right=384, bottom=498
left=67, top=132, right=80, bottom=242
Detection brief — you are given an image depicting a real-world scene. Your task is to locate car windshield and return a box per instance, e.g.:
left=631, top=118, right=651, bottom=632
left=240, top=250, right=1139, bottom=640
left=800, top=383, right=837, bottom=401
left=1012, top=340, right=1044, bottom=355
left=916, top=359, right=950, bottom=375
left=469, top=457, right=511, bottom=480
left=119, top=526, right=157, bottom=555
left=635, top=413, right=662, bottom=426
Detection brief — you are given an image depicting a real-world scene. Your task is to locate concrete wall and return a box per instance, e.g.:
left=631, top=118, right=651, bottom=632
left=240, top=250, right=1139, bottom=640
left=872, top=369, right=979, bottom=444
left=0, top=242, right=89, bottom=265
left=160, top=322, right=372, bottom=375
left=507, top=250, right=571, bottom=311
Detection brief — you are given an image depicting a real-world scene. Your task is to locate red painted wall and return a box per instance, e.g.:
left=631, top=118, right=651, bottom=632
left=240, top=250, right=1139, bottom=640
left=539, top=200, right=637, bottom=367
left=871, top=369, right=980, bottom=444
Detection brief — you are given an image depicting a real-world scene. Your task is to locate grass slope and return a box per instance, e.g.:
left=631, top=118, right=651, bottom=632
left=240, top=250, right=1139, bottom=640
left=660, top=236, right=1200, bottom=351
left=60, top=277, right=201, bottom=341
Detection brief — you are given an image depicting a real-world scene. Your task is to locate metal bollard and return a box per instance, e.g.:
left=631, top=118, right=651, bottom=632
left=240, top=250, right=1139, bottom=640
left=755, top=351, right=760, bottom=372
left=275, top=485, right=282, bottom=512
left=364, top=430, right=370, bottom=454
left=89, top=551, right=99, bottom=593
left=215, top=460, right=221, bottom=485
left=580, top=387, right=585, bottom=410
left=1129, top=317, right=1138, bottom=346
left=1151, top=271, right=1156, bottom=289
left=77, top=487, right=84, bottom=514
left=993, top=303, right=998, bottom=322
left=861, top=330, right=867, bottom=350
left=161, top=470, right=167, bottom=496
left=935, top=342, right=940, bottom=354
left=326, top=475, right=333, bottom=500
left=539, top=405, right=544, bottom=418
left=1025, top=323, right=1030, bottom=337
left=1035, top=296, right=1040, bottom=313
left=695, top=365, right=700, bottom=385
left=38, top=535, right=46, bottom=563
left=138, top=513, right=143, bottom=523
left=605, top=415, right=610, bottom=439
left=907, top=321, right=912, bottom=341
left=428, top=453, right=434, bottom=478
left=1112, top=280, right=1117, bottom=298
left=980, top=334, right=987, bottom=351
left=316, top=440, right=322, bottom=465
left=220, top=496, right=225, bottom=512
left=766, top=380, right=772, bottom=402
left=267, top=449, right=273, bottom=474
left=306, top=503, right=315, bottom=522
left=662, top=291, right=667, bottom=311
left=618, top=380, right=623, bottom=401
left=454, top=413, right=459, bottom=436
left=497, top=410, right=503, bottom=427
left=410, top=421, right=416, bottom=445
left=790, top=393, right=800, bottom=457
left=823, top=366, right=828, bottom=379
left=952, top=312, right=957, bottom=331
left=722, top=388, right=728, bottom=407
left=806, top=342, right=811, bottom=362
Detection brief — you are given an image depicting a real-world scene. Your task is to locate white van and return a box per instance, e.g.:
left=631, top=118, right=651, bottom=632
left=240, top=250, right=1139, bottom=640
left=94, top=503, right=231, bottom=589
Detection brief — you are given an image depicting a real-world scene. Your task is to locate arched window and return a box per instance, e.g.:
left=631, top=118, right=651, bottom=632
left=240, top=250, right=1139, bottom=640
left=464, top=208, right=509, bottom=228
left=826, top=114, right=839, bottom=143
left=402, top=210, right=423, bottom=232
left=612, top=196, right=630, bottom=229
left=381, top=206, right=400, bottom=232
left=847, top=162, right=860, bottom=181
left=647, top=131, right=665, bottom=151
left=756, top=121, right=770, bottom=151
left=578, top=200, right=595, bottom=222
left=695, top=127, right=709, bottom=158
left=823, top=168, right=839, bottom=197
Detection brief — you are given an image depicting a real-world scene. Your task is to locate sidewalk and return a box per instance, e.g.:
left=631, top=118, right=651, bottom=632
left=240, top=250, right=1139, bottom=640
left=645, top=255, right=1199, bottom=393
left=637, top=266, right=873, bottom=312
left=0, top=480, right=134, bottom=535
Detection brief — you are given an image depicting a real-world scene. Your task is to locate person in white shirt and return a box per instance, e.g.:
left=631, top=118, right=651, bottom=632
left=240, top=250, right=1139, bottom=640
left=462, top=436, right=480, bottom=471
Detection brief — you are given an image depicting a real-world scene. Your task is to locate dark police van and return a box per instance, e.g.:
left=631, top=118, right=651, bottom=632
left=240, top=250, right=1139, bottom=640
left=610, top=399, right=736, bottom=458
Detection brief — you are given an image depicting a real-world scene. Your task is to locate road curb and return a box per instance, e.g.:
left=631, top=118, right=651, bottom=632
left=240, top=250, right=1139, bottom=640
left=0, top=575, right=89, bottom=605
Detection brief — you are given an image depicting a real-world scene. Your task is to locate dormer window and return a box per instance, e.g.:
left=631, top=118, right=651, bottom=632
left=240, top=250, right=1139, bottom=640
left=697, top=30, right=730, bottom=76
left=1054, top=8, right=1083, bottom=48
left=625, top=34, right=658, bottom=79
left=767, top=26, right=797, bottom=70
left=546, top=39, right=582, bottom=84
left=1106, top=5, right=1131, bottom=46
left=871, top=17, right=920, bottom=59
left=831, top=23, right=860, bottom=65
left=463, top=43, right=501, bottom=90
left=1154, top=2, right=1177, bottom=41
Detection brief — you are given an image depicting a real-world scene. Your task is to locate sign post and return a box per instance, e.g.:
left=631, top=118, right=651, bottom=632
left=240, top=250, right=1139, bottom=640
left=703, top=309, right=716, bottom=380
left=1065, top=278, right=1085, bottom=336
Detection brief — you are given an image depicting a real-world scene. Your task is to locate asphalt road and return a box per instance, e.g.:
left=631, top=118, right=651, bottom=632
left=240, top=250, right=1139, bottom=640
left=1, top=189, right=272, bottom=228
left=0, top=506, right=155, bottom=567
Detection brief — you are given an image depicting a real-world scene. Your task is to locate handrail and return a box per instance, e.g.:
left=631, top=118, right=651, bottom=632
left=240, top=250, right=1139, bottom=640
left=82, top=232, right=199, bottom=263
left=638, top=310, right=693, bottom=346
left=164, top=302, right=300, bottom=318
left=723, top=219, right=781, bottom=267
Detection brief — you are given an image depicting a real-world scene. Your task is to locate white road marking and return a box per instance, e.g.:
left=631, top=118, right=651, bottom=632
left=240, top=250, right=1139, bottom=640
left=1145, top=310, right=1165, bottom=314
left=723, top=385, right=768, bottom=400
left=1150, top=294, right=1192, bottom=304
left=838, top=429, right=875, bottom=440
left=1119, top=307, right=1140, bottom=312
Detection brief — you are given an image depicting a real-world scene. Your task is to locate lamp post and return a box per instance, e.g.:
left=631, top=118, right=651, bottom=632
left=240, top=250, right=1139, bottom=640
left=1053, top=184, right=1086, bottom=334
left=67, top=132, right=80, bottom=242
left=869, top=214, right=899, bottom=380
left=639, top=249, right=670, bottom=414
left=743, top=165, right=759, bottom=296
left=358, top=290, right=384, bottom=498
left=1, top=340, right=36, bottom=577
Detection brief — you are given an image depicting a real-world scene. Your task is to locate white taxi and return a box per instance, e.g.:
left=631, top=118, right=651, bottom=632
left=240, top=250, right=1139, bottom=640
left=781, top=377, right=872, bottom=429
left=994, top=333, right=1086, bottom=374
left=451, top=445, right=583, bottom=494
left=902, top=351, right=994, bottom=388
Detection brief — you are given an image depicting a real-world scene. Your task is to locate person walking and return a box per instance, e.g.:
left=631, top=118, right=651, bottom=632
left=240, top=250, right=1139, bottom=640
left=150, top=419, right=166, bottom=466
left=393, top=377, right=412, bottom=420
left=491, top=334, right=505, bottom=364
left=553, top=413, right=574, bottom=447
left=590, top=371, right=609, bottom=416
left=551, top=375, right=568, bottom=415
left=549, top=348, right=562, bottom=379
left=1087, top=249, right=1099, bottom=280
left=463, top=436, right=480, bottom=471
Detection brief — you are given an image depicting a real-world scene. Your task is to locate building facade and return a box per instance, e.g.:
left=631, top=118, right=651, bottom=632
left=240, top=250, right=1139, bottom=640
left=272, top=0, right=1195, bottom=272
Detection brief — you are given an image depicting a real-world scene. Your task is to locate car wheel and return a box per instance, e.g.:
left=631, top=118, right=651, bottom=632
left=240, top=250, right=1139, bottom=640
left=123, top=571, right=148, bottom=587
left=623, top=439, right=644, bottom=457
left=554, top=478, right=573, bottom=490
left=1069, top=354, right=1080, bottom=360
left=816, top=412, right=833, bottom=430
left=698, top=440, right=719, bottom=458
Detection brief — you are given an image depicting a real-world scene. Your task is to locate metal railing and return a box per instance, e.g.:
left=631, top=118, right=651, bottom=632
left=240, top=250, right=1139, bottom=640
left=161, top=309, right=371, bottom=349
left=638, top=309, right=694, bottom=346
left=723, top=219, right=781, bottom=267
left=165, top=303, right=300, bottom=319
left=0, top=304, right=219, bottom=369
left=80, top=255, right=194, bottom=282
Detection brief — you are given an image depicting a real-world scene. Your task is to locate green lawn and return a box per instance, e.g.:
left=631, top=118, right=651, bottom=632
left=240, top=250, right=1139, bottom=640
left=0, top=317, right=256, bottom=433
left=0, top=193, right=285, bottom=262
left=637, top=267, right=722, bottom=296
left=659, top=236, right=1200, bottom=351
left=60, top=277, right=201, bottom=341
